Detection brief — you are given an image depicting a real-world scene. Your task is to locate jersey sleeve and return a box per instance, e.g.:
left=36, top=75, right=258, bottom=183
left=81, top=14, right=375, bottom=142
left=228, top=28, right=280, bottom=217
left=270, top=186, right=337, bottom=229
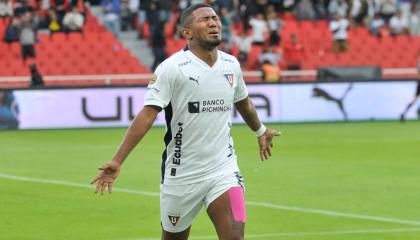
left=233, top=60, right=248, bottom=103
left=144, top=61, right=176, bottom=108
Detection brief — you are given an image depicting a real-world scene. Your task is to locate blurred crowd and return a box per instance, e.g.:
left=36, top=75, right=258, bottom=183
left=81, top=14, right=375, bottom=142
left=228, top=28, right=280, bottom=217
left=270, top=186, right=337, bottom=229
left=98, top=0, right=420, bottom=80
left=1, top=0, right=86, bottom=37
left=3, top=0, right=420, bottom=80
left=1, top=0, right=86, bottom=64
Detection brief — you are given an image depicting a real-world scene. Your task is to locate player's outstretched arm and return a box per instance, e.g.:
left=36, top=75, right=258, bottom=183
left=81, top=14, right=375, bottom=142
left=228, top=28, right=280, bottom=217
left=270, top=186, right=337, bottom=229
left=90, top=105, right=161, bottom=194
left=235, top=97, right=281, bottom=161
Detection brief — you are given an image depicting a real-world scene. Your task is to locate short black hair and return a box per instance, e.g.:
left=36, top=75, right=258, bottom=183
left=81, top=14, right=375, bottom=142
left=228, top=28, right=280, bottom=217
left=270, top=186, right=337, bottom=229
left=180, top=3, right=213, bottom=27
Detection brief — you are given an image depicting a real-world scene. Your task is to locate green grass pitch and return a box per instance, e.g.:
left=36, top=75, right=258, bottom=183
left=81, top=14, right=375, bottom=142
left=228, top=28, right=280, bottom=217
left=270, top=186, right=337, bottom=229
left=1, top=121, right=420, bottom=240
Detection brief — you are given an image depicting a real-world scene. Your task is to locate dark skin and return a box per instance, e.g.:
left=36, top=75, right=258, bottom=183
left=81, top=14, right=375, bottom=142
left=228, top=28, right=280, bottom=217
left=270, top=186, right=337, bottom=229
left=91, top=6, right=280, bottom=240
left=181, top=7, right=222, bottom=67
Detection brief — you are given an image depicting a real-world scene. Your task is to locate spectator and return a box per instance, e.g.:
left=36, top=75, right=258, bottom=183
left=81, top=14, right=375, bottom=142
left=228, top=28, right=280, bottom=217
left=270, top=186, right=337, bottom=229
left=128, top=0, right=138, bottom=19
left=220, top=6, right=233, bottom=47
left=52, top=0, right=69, bottom=24
left=283, top=34, right=305, bottom=70
left=136, top=0, right=148, bottom=38
left=18, top=11, right=37, bottom=62
left=177, top=0, right=190, bottom=11
left=14, top=0, right=34, bottom=17
left=389, top=11, right=409, bottom=35
left=328, top=0, right=349, bottom=18
left=398, top=0, right=413, bottom=23
left=47, top=8, right=62, bottom=33
left=249, top=13, right=268, bottom=45
left=74, top=0, right=86, bottom=15
left=177, top=0, right=206, bottom=11
left=241, top=0, right=261, bottom=31
left=350, top=0, right=369, bottom=26
left=269, top=0, right=282, bottom=11
left=369, top=12, right=386, bottom=36
left=312, top=0, right=327, bottom=19
left=146, top=0, right=160, bottom=42
left=125, top=0, right=138, bottom=31
left=120, top=0, right=134, bottom=31
left=261, top=60, right=281, bottom=82
left=282, top=0, right=296, bottom=13
left=233, top=31, right=253, bottom=66
left=379, top=0, right=397, bottom=22
left=0, top=0, right=13, bottom=18
left=367, top=0, right=381, bottom=20
left=294, top=0, right=315, bottom=20
left=214, top=0, right=240, bottom=23
left=4, top=17, right=20, bottom=43
left=150, top=21, right=166, bottom=71
left=63, top=5, right=84, bottom=32
left=254, top=0, right=271, bottom=13
left=29, top=63, right=44, bottom=86
left=350, top=0, right=362, bottom=21
left=40, top=0, right=51, bottom=12
left=259, top=45, right=282, bottom=66
left=158, top=0, right=172, bottom=23
left=409, top=6, right=420, bottom=35
left=214, top=0, right=237, bottom=12
left=330, top=13, right=350, bottom=53
left=266, top=4, right=284, bottom=45
left=101, top=0, right=121, bottom=38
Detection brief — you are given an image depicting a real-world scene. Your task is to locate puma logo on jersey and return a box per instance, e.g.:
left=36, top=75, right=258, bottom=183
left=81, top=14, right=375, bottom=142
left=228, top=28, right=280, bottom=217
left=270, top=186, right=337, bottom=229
left=188, top=76, right=199, bottom=85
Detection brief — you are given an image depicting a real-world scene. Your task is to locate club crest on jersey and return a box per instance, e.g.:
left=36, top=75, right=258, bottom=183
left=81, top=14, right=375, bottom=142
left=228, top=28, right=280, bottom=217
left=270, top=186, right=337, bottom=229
left=168, top=214, right=181, bottom=226
left=224, top=73, right=234, bottom=87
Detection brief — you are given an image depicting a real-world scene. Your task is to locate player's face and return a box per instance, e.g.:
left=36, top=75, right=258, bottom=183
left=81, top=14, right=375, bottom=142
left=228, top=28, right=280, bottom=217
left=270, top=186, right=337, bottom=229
left=189, top=7, right=222, bottom=49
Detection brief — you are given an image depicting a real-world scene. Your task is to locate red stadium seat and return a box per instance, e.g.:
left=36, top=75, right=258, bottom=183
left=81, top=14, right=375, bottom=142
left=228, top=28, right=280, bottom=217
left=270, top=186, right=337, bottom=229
left=67, top=32, right=83, bottom=42
left=50, top=32, right=66, bottom=43
left=247, top=45, right=263, bottom=70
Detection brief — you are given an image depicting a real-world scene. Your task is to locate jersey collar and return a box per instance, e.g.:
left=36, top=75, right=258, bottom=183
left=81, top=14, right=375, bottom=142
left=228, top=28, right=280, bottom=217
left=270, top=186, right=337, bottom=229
left=183, top=47, right=221, bottom=70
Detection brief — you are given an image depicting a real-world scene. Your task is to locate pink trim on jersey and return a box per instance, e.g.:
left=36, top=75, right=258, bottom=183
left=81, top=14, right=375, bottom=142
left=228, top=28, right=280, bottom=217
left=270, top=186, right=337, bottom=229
left=228, top=187, right=246, bottom=223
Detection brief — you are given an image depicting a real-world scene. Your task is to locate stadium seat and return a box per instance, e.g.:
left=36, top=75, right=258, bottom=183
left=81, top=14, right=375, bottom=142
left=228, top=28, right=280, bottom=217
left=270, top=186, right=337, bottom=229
left=50, top=32, right=67, bottom=43
left=0, top=10, right=150, bottom=78
left=67, top=32, right=83, bottom=42
left=247, top=45, right=263, bottom=70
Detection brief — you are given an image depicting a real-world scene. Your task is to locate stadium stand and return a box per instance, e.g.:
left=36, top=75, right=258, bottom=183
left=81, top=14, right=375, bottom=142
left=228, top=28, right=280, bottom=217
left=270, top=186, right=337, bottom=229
left=1, top=0, right=420, bottom=87
left=0, top=8, right=149, bottom=86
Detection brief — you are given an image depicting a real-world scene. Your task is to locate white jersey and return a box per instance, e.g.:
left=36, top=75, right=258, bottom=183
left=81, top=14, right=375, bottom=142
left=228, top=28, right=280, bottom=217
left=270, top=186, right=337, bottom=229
left=144, top=48, right=248, bottom=185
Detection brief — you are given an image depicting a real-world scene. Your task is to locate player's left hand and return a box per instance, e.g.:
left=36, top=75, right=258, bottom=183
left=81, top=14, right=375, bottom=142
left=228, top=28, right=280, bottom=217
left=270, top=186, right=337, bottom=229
left=258, top=128, right=281, bottom=161
left=90, top=161, right=121, bottom=195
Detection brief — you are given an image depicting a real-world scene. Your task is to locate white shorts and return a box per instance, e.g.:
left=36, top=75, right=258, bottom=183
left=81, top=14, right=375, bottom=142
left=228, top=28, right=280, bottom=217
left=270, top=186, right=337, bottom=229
left=160, top=171, right=245, bottom=233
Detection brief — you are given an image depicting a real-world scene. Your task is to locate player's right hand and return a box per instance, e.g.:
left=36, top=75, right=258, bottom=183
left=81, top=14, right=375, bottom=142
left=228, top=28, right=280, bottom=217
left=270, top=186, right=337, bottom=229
left=90, top=161, right=121, bottom=195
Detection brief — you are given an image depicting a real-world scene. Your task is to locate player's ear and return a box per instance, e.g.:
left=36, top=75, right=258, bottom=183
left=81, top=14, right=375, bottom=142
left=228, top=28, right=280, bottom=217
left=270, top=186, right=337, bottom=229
left=182, top=28, right=192, bottom=40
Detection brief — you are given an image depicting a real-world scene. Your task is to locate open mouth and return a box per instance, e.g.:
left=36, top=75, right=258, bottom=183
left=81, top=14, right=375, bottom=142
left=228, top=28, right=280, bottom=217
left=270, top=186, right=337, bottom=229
left=208, top=31, right=220, bottom=37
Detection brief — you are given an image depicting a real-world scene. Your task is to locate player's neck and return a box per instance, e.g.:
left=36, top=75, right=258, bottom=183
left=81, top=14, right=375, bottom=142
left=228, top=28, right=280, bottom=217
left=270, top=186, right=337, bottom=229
left=188, top=44, right=218, bottom=67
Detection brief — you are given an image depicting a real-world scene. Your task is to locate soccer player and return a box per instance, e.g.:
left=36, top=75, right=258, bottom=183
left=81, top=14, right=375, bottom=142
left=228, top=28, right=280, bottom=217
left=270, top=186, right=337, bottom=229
left=91, top=3, right=281, bottom=240
left=400, top=79, right=420, bottom=122
left=400, top=51, right=420, bottom=122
